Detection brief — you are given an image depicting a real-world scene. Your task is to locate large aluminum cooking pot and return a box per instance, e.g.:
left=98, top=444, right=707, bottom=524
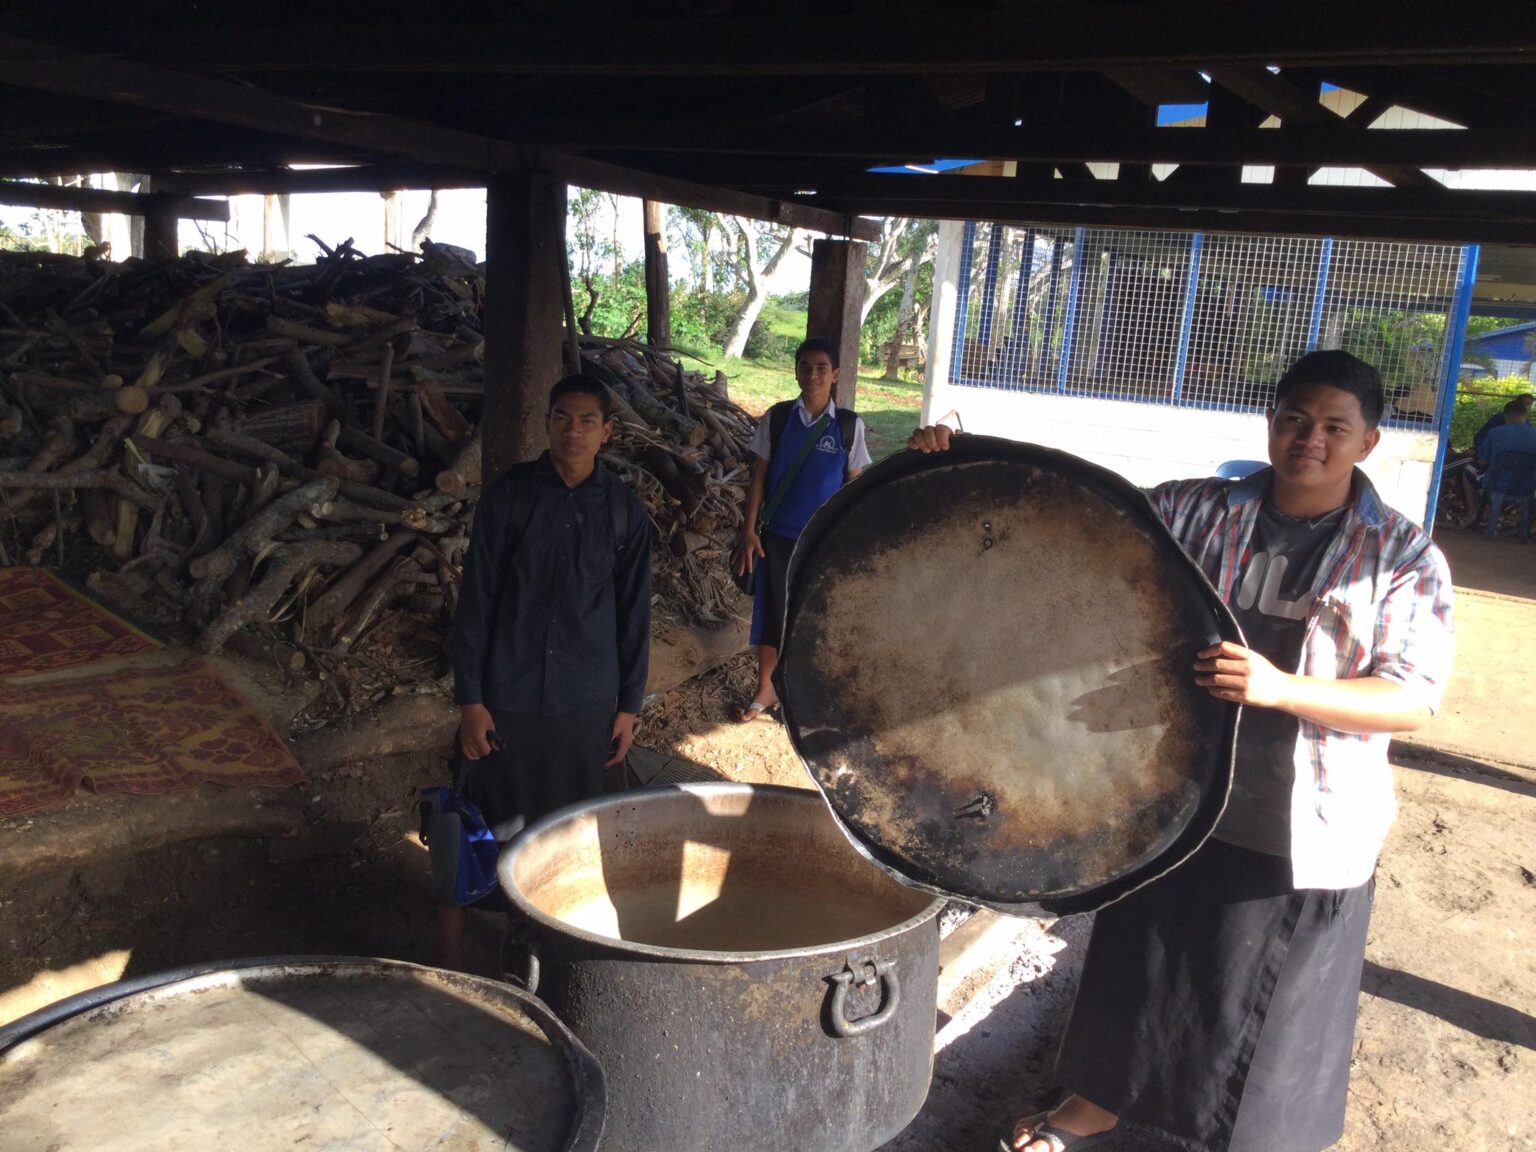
left=498, top=782, right=943, bottom=1152
left=777, top=435, right=1242, bottom=915
left=0, top=957, right=604, bottom=1152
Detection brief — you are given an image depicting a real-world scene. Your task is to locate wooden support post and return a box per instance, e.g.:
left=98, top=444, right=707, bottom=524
left=141, top=194, right=180, bottom=261
left=642, top=199, right=671, bottom=351
left=482, top=169, right=566, bottom=481
left=806, top=238, right=868, bottom=410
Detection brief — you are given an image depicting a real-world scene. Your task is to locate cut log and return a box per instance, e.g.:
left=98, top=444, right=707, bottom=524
left=240, top=399, right=328, bottom=453
left=0, top=469, right=157, bottom=508
left=336, top=426, right=420, bottom=478
left=197, top=540, right=364, bottom=654
left=282, top=348, right=346, bottom=417
left=331, top=558, right=437, bottom=651
left=134, top=436, right=262, bottom=486
left=223, top=627, right=308, bottom=674
left=291, top=691, right=458, bottom=772
left=412, top=380, right=474, bottom=446
left=435, top=434, right=481, bottom=498
left=188, top=476, right=339, bottom=586
left=309, top=528, right=420, bottom=627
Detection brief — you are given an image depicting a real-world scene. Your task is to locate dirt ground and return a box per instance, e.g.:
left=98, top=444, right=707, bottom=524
left=3, top=531, right=1535, bottom=1150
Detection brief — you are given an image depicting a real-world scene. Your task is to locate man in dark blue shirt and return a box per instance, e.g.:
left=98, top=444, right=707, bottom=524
left=1461, top=393, right=1533, bottom=525
left=437, top=374, right=651, bottom=967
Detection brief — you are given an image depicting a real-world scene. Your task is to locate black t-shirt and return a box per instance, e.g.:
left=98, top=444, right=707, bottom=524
left=1213, top=501, right=1347, bottom=856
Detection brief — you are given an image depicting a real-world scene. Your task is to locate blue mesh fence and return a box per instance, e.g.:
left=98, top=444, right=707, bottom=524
left=949, top=222, right=1470, bottom=427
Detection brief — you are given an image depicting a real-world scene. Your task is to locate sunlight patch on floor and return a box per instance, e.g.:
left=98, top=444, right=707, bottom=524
left=0, top=948, right=132, bottom=1028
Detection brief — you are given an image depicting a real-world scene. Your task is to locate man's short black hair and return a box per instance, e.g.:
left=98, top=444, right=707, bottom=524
left=1504, top=399, right=1529, bottom=417
left=795, top=336, right=839, bottom=369
left=1517, top=393, right=1535, bottom=408
left=1273, top=350, right=1385, bottom=429
left=548, top=374, right=613, bottom=420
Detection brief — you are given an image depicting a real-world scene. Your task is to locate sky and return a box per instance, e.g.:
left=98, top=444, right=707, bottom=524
left=0, top=182, right=818, bottom=289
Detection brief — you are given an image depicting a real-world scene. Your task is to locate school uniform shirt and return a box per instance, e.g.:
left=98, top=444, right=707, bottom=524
left=451, top=453, right=652, bottom=716
left=1148, top=467, right=1454, bottom=890
left=746, top=397, right=872, bottom=539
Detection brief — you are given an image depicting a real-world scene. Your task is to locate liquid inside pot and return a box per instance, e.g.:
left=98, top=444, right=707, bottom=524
left=507, top=787, right=937, bottom=953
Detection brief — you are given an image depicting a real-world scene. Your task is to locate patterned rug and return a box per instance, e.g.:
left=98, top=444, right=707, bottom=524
left=0, top=568, right=160, bottom=678
left=0, top=657, right=306, bottom=816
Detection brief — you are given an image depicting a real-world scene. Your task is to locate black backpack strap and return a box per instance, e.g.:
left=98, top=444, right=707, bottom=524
left=767, top=400, right=793, bottom=459
left=505, top=472, right=538, bottom=547
left=607, top=478, right=630, bottom=557
left=835, top=407, right=857, bottom=478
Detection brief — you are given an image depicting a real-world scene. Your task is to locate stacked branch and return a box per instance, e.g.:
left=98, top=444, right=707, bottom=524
left=0, top=246, right=755, bottom=728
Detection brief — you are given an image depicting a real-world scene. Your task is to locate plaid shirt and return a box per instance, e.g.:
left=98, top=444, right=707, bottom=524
left=1148, top=468, right=1454, bottom=889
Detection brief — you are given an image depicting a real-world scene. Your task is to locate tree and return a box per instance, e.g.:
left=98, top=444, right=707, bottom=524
left=861, top=218, right=937, bottom=325
left=670, top=206, right=720, bottom=291
left=719, top=217, right=807, bottom=359
left=569, top=187, right=615, bottom=335
left=410, top=190, right=440, bottom=249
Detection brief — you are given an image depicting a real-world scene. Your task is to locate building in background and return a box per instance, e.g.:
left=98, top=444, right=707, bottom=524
left=923, top=221, right=1477, bottom=526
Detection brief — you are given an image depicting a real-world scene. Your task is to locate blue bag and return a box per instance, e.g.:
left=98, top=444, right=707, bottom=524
left=419, top=786, right=502, bottom=907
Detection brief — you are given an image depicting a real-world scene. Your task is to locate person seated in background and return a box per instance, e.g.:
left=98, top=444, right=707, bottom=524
left=1461, top=393, right=1535, bottom=526
left=1469, top=399, right=1536, bottom=536
left=909, top=349, right=1453, bottom=1152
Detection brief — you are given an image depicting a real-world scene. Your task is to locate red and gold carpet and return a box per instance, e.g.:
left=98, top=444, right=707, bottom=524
left=0, top=657, right=306, bottom=816
left=0, top=568, right=160, bottom=679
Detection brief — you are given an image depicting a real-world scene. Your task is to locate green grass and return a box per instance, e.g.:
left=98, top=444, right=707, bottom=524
left=757, top=299, right=808, bottom=342
left=713, top=355, right=923, bottom=463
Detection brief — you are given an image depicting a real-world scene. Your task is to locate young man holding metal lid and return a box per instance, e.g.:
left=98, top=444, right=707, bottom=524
left=908, top=349, right=1453, bottom=1152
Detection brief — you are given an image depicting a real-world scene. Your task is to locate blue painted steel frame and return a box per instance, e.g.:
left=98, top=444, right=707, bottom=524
left=1305, top=237, right=1334, bottom=352
left=1056, top=228, right=1088, bottom=391
left=1171, top=232, right=1203, bottom=402
left=1423, top=244, right=1480, bottom=534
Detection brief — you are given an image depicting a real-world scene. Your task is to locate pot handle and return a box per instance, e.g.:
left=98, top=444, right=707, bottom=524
left=828, top=957, right=900, bottom=1038
left=499, top=926, right=540, bottom=996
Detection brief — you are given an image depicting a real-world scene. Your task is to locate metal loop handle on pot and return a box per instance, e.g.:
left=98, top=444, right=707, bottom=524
left=500, top=926, right=541, bottom=996
left=827, top=956, right=900, bottom=1038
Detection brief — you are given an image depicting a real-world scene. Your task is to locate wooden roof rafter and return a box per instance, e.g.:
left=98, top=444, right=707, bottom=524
left=102, top=3, right=1536, bottom=75
left=0, top=34, right=878, bottom=240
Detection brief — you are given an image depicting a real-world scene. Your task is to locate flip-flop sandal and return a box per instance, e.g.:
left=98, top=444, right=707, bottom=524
left=738, top=701, right=778, bottom=723
left=999, top=1112, right=1117, bottom=1152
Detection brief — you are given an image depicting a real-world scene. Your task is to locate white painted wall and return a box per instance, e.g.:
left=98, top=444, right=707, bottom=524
left=923, top=221, right=1444, bottom=525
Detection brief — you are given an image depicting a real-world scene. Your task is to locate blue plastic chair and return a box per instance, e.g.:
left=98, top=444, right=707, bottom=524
left=1215, top=459, right=1267, bottom=480
left=1481, top=450, right=1536, bottom=540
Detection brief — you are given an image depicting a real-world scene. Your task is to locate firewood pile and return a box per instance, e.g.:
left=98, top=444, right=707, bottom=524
left=0, top=244, right=754, bottom=724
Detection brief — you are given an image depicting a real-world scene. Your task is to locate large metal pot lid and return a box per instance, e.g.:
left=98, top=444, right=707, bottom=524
left=777, top=436, right=1241, bottom=916
left=0, top=957, right=605, bottom=1152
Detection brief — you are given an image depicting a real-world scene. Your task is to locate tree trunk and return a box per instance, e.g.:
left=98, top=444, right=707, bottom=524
left=721, top=219, right=801, bottom=360
left=883, top=258, right=920, bottom=380
left=410, top=190, right=440, bottom=250
left=700, top=218, right=714, bottom=292
left=382, top=191, right=403, bottom=253
left=643, top=200, right=671, bottom=351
